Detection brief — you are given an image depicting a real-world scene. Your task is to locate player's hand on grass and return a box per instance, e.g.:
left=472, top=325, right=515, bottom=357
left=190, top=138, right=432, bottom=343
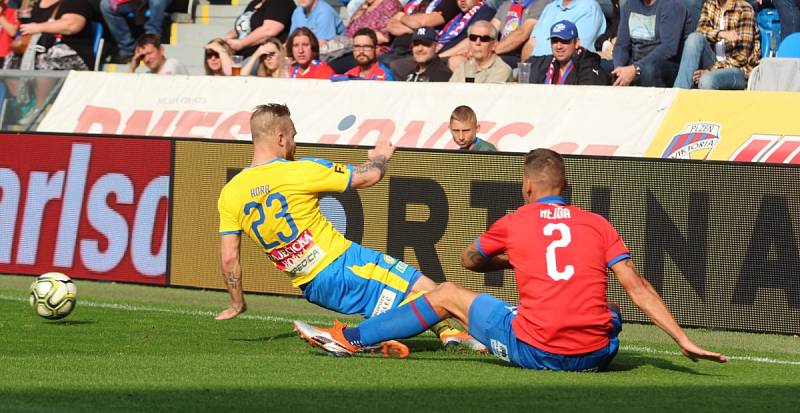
left=368, top=137, right=396, bottom=162
left=215, top=304, right=246, bottom=320
left=679, top=339, right=729, bottom=363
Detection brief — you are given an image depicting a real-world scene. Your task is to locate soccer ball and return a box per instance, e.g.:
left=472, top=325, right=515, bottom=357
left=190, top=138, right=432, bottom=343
left=29, top=272, right=77, bottom=320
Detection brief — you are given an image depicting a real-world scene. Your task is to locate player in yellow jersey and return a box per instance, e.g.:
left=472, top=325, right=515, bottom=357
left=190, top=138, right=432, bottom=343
left=215, top=104, right=484, bottom=354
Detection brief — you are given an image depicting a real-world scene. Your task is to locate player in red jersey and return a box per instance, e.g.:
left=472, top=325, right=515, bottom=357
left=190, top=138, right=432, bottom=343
left=295, top=148, right=728, bottom=370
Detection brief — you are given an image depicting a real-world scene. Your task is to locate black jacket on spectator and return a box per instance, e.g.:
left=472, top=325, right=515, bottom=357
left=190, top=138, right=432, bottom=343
left=527, top=47, right=610, bottom=85
left=237, top=0, right=295, bottom=57
left=398, top=56, right=453, bottom=82
left=32, top=0, right=95, bottom=67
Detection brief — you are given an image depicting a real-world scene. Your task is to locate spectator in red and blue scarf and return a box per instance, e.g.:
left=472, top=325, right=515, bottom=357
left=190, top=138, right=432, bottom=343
left=526, top=20, right=610, bottom=84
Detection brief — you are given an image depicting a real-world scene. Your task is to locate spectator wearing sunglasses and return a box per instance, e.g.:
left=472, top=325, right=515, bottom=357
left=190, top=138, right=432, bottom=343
left=204, top=38, right=235, bottom=76
left=241, top=37, right=288, bottom=77
left=449, top=20, right=513, bottom=82
left=525, top=20, right=610, bottom=85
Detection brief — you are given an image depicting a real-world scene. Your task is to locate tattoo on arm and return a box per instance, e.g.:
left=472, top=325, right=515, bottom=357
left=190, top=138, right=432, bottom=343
left=224, top=271, right=242, bottom=291
left=356, top=155, right=388, bottom=175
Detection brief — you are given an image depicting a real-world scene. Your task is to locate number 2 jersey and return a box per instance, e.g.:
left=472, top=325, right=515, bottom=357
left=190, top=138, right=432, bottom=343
left=217, top=158, right=355, bottom=288
left=476, top=195, right=631, bottom=355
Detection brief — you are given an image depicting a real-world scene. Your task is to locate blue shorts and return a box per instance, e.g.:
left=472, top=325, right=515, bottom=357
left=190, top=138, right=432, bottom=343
left=468, top=294, right=622, bottom=371
left=300, top=243, right=424, bottom=319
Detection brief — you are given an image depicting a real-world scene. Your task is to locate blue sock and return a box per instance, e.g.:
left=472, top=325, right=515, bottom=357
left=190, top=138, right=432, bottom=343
left=357, top=295, right=442, bottom=346
left=343, top=327, right=363, bottom=346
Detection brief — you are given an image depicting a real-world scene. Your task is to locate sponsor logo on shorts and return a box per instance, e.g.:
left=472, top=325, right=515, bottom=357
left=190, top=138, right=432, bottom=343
left=371, top=289, right=397, bottom=317
left=382, top=255, right=397, bottom=265
left=662, top=122, right=720, bottom=160
left=490, top=339, right=510, bottom=362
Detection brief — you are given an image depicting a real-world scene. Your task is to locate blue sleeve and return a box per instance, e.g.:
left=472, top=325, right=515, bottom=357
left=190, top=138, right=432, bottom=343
left=313, top=6, right=342, bottom=40
left=607, top=253, right=631, bottom=268
left=613, top=3, right=632, bottom=67
left=530, top=5, right=554, bottom=56
left=289, top=8, right=301, bottom=37
left=636, top=2, right=688, bottom=66
left=475, top=237, right=490, bottom=258
left=574, top=3, right=606, bottom=52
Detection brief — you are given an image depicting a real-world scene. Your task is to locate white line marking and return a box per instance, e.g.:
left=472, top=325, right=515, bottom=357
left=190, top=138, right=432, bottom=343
left=622, top=344, right=800, bottom=366
left=5, top=294, right=799, bottom=366
left=1, top=293, right=329, bottom=325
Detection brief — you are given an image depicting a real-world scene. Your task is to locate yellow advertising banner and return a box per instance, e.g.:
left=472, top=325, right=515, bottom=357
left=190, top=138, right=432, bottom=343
left=645, top=90, right=800, bottom=163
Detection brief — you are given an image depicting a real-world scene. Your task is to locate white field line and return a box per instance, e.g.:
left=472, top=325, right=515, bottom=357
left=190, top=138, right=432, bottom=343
left=4, top=294, right=799, bottom=366
left=622, top=344, right=800, bottom=366
left=0, top=293, right=329, bottom=325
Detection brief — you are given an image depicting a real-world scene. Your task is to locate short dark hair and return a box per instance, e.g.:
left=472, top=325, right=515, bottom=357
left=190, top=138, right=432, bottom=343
left=353, top=28, right=378, bottom=47
left=524, top=148, right=566, bottom=190
left=287, top=27, right=320, bottom=60
left=135, top=33, right=162, bottom=49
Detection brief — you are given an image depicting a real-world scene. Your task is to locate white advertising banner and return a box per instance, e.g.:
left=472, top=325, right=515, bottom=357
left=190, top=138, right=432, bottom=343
left=39, top=71, right=677, bottom=156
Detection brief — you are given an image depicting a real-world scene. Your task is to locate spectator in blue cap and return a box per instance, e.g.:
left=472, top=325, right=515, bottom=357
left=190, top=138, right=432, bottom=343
left=525, top=20, right=609, bottom=84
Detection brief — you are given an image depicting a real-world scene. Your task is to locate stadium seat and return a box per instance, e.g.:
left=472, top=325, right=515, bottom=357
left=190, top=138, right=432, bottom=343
left=92, top=21, right=104, bottom=71
left=777, top=32, right=800, bottom=58
left=757, top=8, right=781, bottom=58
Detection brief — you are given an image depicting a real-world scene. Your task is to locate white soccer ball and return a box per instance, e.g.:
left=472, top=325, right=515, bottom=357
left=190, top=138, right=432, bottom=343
left=29, top=272, right=77, bottom=320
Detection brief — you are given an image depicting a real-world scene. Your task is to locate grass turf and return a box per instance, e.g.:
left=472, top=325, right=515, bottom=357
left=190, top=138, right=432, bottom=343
left=1, top=275, right=798, bottom=413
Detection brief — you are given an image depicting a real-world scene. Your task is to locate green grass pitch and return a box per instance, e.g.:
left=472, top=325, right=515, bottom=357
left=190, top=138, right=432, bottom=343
left=1, top=275, right=798, bottom=413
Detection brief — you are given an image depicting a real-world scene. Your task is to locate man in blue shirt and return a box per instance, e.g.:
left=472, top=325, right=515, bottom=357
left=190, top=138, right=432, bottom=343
left=520, top=0, right=606, bottom=59
left=289, top=0, right=345, bottom=45
left=611, top=0, right=693, bottom=87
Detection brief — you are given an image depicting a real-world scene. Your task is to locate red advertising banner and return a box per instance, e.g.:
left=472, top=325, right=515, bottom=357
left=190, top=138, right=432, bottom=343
left=0, top=133, right=171, bottom=284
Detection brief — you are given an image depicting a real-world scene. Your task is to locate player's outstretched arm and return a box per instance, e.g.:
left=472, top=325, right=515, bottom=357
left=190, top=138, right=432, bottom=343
left=460, top=242, right=511, bottom=273
left=611, top=259, right=728, bottom=363
left=216, top=233, right=247, bottom=320
left=350, top=138, right=396, bottom=189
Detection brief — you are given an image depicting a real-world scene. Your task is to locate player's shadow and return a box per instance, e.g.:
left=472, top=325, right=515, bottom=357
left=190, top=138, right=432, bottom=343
left=45, top=320, right=96, bottom=326
left=608, top=353, right=719, bottom=375
left=231, top=332, right=296, bottom=343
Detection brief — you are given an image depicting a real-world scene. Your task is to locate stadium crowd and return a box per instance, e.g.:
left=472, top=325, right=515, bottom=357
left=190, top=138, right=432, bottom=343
left=0, top=0, right=797, bottom=89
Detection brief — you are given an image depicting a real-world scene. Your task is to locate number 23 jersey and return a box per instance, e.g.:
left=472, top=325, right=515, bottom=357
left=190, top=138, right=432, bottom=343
left=218, top=158, right=355, bottom=287
left=477, top=196, right=630, bottom=355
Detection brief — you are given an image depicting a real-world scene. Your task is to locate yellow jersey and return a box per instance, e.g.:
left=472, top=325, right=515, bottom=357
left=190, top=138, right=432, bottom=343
left=218, top=157, right=354, bottom=287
